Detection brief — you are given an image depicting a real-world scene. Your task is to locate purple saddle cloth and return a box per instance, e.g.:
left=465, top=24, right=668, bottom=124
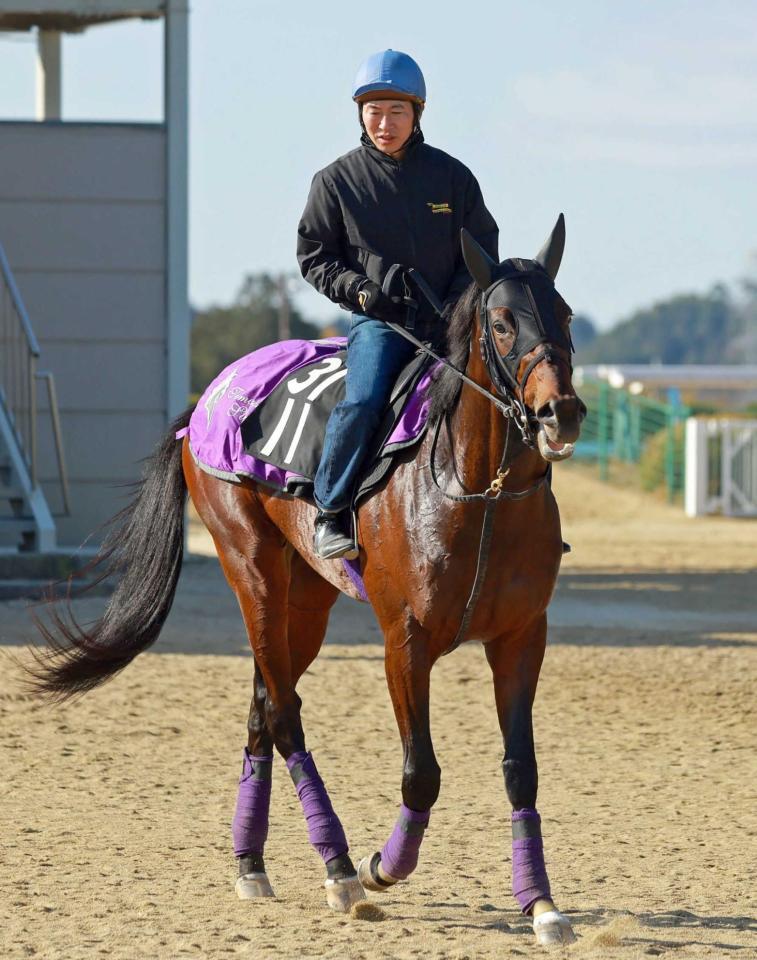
left=180, top=338, right=436, bottom=499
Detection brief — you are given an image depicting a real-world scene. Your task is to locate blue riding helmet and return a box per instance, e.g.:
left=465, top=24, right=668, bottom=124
left=352, top=49, right=426, bottom=104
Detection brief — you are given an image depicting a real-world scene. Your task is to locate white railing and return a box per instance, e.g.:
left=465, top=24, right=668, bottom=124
left=0, top=242, right=70, bottom=515
left=685, top=417, right=757, bottom=517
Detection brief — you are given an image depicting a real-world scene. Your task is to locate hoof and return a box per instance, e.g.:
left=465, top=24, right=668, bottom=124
left=533, top=909, right=577, bottom=947
left=325, top=874, right=366, bottom=912
left=235, top=872, right=276, bottom=899
left=357, top=853, right=400, bottom=893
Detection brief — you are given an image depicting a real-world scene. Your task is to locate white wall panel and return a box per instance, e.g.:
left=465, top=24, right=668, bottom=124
left=0, top=121, right=169, bottom=546
left=13, top=271, right=164, bottom=341
left=0, top=201, right=164, bottom=272
left=0, top=122, right=165, bottom=201
left=36, top=342, right=165, bottom=412
left=42, top=480, right=144, bottom=548
left=35, top=410, right=167, bottom=484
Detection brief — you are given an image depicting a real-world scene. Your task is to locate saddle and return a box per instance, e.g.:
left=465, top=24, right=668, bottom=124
left=184, top=338, right=436, bottom=507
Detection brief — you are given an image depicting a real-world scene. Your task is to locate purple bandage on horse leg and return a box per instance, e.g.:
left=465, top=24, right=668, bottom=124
left=286, top=751, right=348, bottom=864
left=380, top=804, right=431, bottom=880
left=231, top=749, right=273, bottom=857
left=512, top=807, right=552, bottom=913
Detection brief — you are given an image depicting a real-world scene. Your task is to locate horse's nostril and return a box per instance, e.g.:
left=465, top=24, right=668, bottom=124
left=536, top=402, right=556, bottom=423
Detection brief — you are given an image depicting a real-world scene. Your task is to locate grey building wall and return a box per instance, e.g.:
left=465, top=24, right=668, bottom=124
left=0, top=121, right=168, bottom=546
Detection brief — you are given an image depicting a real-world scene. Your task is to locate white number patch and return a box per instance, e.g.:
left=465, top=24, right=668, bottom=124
left=260, top=356, right=347, bottom=463
left=287, top=356, right=345, bottom=398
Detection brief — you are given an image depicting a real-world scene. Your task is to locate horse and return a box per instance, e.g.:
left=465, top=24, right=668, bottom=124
left=27, top=216, right=586, bottom=947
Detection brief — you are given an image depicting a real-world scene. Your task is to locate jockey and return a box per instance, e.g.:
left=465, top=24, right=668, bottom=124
left=297, top=49, right=499, bottom=559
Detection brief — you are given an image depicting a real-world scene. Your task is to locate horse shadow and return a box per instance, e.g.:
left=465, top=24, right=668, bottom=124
left=567, top=907, right=757, bottom=953
left=2, top=560, right=755, bottom=654
left=410, top=904, right=756, bottom=950
left=550, top=570, right=756, bottom=648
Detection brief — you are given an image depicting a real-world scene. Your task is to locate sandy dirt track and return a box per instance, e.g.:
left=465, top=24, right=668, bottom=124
left=1, top=462, right=755, bottom=959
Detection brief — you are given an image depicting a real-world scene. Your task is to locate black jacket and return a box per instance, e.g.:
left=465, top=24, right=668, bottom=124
left=297, top=131, right=499, bottom=326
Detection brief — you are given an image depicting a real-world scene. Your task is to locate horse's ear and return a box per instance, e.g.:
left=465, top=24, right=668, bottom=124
left=461, top=228, right=496, bottom=290
left=534, top=213, right=566, bottom=280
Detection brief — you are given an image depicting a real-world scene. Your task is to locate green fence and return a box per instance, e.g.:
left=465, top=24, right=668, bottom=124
left=575, top=379, right=690, bottom=501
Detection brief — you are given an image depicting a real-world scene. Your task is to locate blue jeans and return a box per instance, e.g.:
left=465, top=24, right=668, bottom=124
left=314, top=314, right=417, bottom=512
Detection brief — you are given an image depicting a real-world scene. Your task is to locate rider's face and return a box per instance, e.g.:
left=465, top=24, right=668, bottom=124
left=361, top=99, right=415, bottom=157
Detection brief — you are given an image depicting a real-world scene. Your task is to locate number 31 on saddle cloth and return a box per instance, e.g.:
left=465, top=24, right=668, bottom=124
left=180, top=338, right=436, bottom=506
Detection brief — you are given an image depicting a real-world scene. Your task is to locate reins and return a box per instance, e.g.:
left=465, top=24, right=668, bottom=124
left=383, top=319, right=516, bottom=420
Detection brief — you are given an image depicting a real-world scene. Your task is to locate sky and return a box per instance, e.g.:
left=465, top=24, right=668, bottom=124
left=0, top=0, right=755, bottom=330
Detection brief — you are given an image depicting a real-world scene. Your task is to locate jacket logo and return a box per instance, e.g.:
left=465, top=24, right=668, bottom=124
left=427, top=202, right=452, bottom=215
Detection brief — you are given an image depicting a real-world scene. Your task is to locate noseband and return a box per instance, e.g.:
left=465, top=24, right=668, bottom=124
left=477, top=258, right=574, bottom=448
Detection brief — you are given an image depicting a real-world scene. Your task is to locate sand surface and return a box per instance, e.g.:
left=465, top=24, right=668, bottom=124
left=1, top=462, right=755, bottom=959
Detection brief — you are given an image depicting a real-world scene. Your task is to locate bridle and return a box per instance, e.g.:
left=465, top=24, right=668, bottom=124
left=383, top=259, right=574, bottom=452
left=379, top=259, right=576, bottom=656
left=475, top=258, right=574, bottom=449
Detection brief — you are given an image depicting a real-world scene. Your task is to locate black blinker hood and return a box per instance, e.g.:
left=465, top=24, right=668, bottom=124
left=478, top=258, right=573, bottom=421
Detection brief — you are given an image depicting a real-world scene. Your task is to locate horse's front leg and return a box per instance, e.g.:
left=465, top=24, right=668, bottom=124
left=486, top=617, right=577, bottom=947
left=359, top=622, right=440, bottom=892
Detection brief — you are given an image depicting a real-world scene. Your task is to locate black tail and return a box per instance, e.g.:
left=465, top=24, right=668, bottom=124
left=25, top=407, right=195, bottom=702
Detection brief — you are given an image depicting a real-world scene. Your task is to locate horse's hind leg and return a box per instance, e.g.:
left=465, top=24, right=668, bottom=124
left=185, top=459, right=363, bottom=909
left=224, top=531, right=363, bottom=911
left=282, top=552, right=365, bottom=910
left=232, top=659, right=276, bottom=899
left=486, top=617, right=576, bottom=946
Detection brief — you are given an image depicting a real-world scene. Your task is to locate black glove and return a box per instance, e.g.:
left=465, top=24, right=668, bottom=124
left=353, top=279, right=403, bottom=322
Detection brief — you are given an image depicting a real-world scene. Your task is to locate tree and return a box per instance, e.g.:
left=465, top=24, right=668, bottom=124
left=570, top=313, right=598, bottom=355
left=577, top=286, right=742, bottom=365
left=734, top=254, right=757, bottom=364
left=191, top=274, right=321, bottom=393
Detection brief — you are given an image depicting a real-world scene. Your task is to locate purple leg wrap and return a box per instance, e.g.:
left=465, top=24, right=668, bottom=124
left=231, top=748, right=273, bottom=857
left=512, top=807, right=552, bottom=913
left=286, top=751, right=348, bottom=864
left=380, top=804, right=430, bottom=880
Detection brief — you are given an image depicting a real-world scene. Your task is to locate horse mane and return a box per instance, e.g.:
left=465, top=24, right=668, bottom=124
left=427, top=281, right=479, bottom=423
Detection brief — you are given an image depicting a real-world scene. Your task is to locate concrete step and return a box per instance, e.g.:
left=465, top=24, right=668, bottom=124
left=0, top=551, right=108, bottom=601
left=0, top=516, right=37, bottom=549
left=0, top=517, right=35, bottom=534
left=0, top=551, right=94, bottom=581
left=0, top=577, right=112, bottom=601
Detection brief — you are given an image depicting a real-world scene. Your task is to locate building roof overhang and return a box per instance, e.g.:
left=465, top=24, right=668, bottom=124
left=0, top=1, right=163, bottom=32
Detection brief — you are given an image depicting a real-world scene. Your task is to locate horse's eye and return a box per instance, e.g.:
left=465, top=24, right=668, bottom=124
left=493, top=322, right=508, bottom=335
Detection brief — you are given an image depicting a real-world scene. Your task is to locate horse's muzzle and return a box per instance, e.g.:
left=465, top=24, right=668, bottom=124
left=535, top=395, right=586, bottom=461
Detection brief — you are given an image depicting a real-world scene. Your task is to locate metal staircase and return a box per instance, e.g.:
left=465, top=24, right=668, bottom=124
left=0, top=243, right=69, bottom=552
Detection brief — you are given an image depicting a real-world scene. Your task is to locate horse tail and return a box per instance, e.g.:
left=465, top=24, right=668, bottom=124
left=25, top=406, right=195, bottom=702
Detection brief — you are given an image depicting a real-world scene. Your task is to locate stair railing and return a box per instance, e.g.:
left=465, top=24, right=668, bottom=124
left=0, top=242, right=70, bottom=515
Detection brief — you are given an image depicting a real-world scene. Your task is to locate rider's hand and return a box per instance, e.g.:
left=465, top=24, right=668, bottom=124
left=354, top=279, right=402, bottom=322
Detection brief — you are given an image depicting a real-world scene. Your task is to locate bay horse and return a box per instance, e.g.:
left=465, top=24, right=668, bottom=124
left=28, top=216, right=585, bottom=947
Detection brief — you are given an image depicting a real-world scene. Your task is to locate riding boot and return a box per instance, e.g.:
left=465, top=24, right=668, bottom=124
left=313, top=510, right=358, bottom=561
